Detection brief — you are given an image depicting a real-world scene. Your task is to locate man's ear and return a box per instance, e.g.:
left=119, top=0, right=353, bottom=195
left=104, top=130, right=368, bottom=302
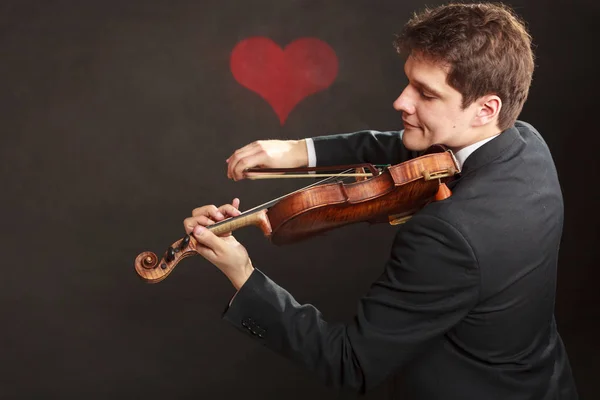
left=473, top=95, right=502, bottom=127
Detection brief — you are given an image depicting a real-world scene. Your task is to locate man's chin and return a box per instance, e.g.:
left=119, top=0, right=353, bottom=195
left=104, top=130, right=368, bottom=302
left=401, top=131, right=429, bottom=152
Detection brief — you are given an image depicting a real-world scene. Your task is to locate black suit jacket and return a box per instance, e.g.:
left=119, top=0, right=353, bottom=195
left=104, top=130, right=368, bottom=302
left=223, top=121, right=578, bottom=399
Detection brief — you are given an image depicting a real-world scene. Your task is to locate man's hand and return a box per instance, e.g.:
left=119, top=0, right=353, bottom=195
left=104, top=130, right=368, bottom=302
left=183, top=198, right=242, bottom=235
left=183, top=199, right=254, bottom=290
left=226, top=139, right=308, bottom=181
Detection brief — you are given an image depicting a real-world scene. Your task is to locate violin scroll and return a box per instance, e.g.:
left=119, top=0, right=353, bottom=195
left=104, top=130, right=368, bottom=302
left=135, top=235, right=198, bottom=283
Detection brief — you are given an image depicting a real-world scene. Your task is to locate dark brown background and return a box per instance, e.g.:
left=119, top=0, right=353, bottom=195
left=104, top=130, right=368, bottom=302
left=1, top=0, right=598, bottom=398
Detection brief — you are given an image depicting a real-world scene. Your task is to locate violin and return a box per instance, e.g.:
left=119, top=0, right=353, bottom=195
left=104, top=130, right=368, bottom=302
left=134, top=144, right=460, bottom=283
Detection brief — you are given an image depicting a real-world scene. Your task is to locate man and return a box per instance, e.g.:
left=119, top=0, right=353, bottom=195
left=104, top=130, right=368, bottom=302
left=184, top=3, right=578, bottom=398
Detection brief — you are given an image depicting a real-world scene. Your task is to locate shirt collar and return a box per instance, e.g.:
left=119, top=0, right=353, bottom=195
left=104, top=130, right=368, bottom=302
left=453, top=134, right=500, bottom=170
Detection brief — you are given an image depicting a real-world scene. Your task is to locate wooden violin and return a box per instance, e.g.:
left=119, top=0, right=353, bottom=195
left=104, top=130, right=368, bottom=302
left=134, top=144, right=460, bottom=283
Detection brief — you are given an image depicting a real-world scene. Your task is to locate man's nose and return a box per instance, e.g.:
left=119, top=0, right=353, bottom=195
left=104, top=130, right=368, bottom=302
left=393, top=89, right=415, bottom=114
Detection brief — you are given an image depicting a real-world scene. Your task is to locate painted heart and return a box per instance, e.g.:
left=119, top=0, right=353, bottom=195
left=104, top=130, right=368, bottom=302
left=230, top=37, right=338, bottom=125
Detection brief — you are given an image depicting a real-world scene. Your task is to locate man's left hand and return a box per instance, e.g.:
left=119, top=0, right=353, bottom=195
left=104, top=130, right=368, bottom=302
left=183, top=199, right=254, bottom=290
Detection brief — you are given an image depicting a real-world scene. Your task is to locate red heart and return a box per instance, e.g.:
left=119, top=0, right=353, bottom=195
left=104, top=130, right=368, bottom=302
left=230, top=37, right=338, bottom=125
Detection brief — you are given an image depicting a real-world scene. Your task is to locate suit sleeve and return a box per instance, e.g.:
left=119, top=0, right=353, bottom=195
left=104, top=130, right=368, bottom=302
left=310, top=130, right=417, bottom=166
left=222, top=214, right=480, bottom=392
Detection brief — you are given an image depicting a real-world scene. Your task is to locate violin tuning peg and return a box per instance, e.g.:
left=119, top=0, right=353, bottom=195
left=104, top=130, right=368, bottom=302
left=180, top=235, right=190, bottom=249
left=166, top=246, right=176, bottom=262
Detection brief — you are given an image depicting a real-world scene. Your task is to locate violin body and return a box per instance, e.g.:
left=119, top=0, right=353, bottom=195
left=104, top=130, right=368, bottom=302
left=267, top=147, right=458, bottom=244
left=135, top=144, right=460, bottom=283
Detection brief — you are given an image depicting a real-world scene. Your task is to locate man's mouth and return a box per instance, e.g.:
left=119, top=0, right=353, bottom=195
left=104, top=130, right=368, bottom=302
left=403, top=120, right=419, bottom=128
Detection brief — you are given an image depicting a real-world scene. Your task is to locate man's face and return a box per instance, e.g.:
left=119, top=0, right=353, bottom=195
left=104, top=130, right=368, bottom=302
left=393, top=54, right=481, bottom=152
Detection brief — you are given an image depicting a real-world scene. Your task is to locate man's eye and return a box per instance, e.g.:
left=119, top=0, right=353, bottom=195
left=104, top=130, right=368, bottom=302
left=419, top=90, right=434, bottom=99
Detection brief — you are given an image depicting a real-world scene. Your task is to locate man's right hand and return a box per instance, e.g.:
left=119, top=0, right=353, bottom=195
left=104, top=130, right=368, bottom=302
left=226, top=139, right=308, bottom=181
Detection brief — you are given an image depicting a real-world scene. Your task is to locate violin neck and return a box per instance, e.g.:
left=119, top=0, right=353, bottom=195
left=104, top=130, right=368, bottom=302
left=207, top=209, right=273, bottom=237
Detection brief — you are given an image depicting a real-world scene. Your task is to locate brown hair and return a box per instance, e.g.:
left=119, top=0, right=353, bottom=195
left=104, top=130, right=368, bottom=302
left=394, top=2, right=535, bottom=130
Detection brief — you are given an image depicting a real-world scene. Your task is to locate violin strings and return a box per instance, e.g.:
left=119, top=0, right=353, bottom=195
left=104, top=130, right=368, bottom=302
left=208, top=168, right=357, bottom=230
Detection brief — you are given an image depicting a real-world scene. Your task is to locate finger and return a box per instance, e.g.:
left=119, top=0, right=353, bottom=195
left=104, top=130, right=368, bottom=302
left=228, top=153, right=254, bottom=180
left=217, top=199, right=241, bottom=237
left=191, top=204, right=225, bottom=221
left=226, top=142, right=256, bottom=164
left=183, top=215, right=215, bottom=234
left=192, top=225, right=225, bottom=261
left=217, top=203, right=241, bottom=218
left=227, top=143, right=259, bottom=179
left=231, top=153, right=267, bottom=181
left=228, top=142, right=270, bottom=181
